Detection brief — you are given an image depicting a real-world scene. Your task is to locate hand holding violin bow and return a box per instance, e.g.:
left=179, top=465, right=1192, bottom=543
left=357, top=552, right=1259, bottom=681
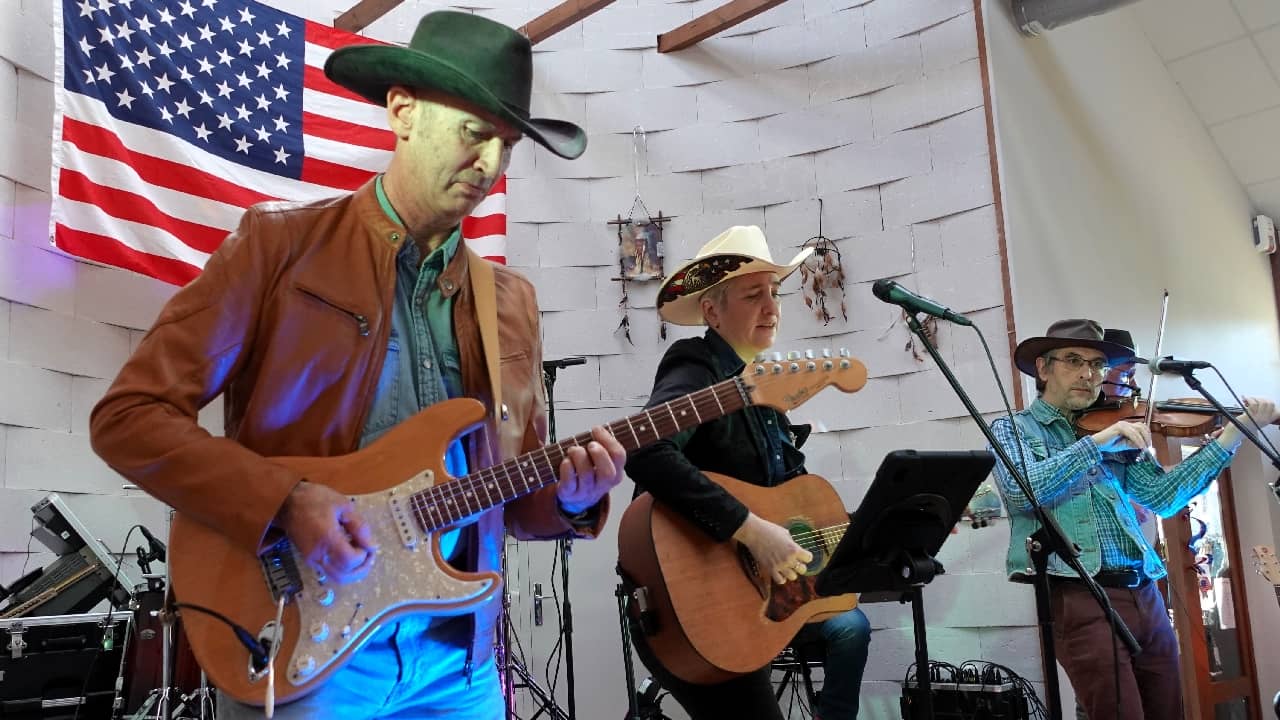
left=1216, top=397, right=1280, bottom=449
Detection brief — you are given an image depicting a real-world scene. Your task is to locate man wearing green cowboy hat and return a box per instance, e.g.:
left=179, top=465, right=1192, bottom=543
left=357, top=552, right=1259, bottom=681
left=988, top=319, right=1277, bottom=719
left=626, top=226, right=872, bottom=719
left=91, top=10, right=624, bottom=718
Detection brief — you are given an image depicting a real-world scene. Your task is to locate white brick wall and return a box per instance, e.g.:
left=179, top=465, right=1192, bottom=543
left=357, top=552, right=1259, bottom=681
left=0, top=0, right=1035, bottom=716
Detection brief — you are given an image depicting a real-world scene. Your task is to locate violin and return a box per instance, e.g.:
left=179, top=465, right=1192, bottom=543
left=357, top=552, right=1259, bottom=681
left=1074, top=397, right=1273, bottom=439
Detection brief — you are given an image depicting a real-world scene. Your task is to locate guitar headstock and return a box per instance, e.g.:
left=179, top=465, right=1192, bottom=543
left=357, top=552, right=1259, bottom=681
left=741, top=348, right=868, bottom=412
left=1251, top=545, right=1280, bottom=587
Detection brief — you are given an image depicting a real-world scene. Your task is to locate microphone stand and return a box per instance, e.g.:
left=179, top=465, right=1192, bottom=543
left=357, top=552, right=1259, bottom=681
left=1177, top=368, right=1280, bottom=499
left=542, top=357, right=586, bottom=720
left=902, top=313, right=1140, bottom=720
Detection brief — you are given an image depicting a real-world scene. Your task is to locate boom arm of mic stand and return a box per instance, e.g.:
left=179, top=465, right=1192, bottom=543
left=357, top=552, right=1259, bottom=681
left=902, top=314, right=1142, bottom=658
left=1179, top=371, right=1280, bottom=499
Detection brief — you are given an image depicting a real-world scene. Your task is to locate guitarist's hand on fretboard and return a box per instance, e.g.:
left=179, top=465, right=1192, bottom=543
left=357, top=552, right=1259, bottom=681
left=278, top=480, right=379, bottom=584
left=554, top=425, right=627, bottom=514
left=732, top=512, right=812, bottom=584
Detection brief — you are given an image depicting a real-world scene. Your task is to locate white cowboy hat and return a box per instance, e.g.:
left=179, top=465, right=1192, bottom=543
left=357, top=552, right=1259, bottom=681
left=656, top=226, right=813, bottom=326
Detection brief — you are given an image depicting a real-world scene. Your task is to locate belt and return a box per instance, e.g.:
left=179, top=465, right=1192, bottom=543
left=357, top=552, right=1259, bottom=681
left=1050, top=569, right=1150, bottom=589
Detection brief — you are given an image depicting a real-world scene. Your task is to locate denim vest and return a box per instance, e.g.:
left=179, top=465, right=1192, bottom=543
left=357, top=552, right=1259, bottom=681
left=993, top=403, right=1167, bottom=581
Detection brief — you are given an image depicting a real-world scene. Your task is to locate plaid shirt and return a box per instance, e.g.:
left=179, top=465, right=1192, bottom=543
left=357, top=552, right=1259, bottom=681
left=989, top=398, right=1233, bottom=580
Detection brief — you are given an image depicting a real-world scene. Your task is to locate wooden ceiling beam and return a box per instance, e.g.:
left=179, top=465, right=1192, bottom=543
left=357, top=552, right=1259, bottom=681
left=520, top=0, right=617, bottom=45
left=333, top=0, right=402, bottom=33
left=657, top=0, right=787, bottom=53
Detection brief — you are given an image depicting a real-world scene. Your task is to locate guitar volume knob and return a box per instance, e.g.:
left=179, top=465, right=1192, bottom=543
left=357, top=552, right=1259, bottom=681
left=315, top=588, right=335, bottom=607
left=293, top=655, right=317, bottom=678
left=309, top=622, right=330, bottom=642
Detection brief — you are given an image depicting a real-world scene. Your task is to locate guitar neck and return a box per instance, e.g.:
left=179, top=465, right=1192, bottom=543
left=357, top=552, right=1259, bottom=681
left=415, top=376, right=752, bottom=529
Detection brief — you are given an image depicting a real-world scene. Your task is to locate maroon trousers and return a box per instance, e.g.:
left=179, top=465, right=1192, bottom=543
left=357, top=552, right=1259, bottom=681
left=1051, top=579, right=1183, bottom=720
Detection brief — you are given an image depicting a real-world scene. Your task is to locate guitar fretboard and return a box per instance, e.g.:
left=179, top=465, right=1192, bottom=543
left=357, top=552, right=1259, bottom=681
left=408, top=376, right=752, bottom=530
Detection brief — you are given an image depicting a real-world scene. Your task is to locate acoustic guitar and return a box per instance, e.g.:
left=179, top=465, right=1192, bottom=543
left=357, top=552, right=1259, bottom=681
left=170, top=350, right=867, bottom=705
left=618, top=470, right=858, bottom=685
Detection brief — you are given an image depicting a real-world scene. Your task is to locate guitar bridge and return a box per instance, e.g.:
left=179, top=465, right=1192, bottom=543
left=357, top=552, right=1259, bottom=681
left=260, top=538, right=303, bottom=602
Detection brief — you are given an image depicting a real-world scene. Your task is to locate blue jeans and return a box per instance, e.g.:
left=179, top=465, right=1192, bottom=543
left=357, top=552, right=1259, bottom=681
left=795, top=607, right=871, bottom=720
left=215, top=616, right=503, bottom=720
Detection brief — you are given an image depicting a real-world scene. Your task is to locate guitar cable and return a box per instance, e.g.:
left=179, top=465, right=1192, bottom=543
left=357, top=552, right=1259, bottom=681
left=173, top=601, right=271, bottom=668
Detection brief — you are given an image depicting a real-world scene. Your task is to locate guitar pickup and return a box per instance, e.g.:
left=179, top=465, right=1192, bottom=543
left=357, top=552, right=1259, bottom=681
left=387, top=470, right=435, bottom=550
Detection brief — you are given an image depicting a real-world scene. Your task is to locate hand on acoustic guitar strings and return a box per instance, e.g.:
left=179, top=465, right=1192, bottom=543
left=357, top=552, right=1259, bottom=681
left=277, top=480, right=379, bottom=584
left=732, top=513, right=812, bottom=585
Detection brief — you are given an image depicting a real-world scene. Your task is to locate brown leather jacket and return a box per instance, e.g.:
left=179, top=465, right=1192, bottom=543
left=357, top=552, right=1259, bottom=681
left=90, top=179, right=606, bottom=672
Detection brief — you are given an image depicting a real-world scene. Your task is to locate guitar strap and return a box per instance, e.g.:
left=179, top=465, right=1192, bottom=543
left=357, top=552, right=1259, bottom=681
left=467, top=248, right=502, bottom=428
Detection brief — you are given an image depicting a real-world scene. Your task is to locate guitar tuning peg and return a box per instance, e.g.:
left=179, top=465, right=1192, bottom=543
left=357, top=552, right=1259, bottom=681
left=804, top=349, right=815, bottom=360
left=838, top=348, right=850, bottom=358
left=786, top=350, right=801, bottom=361
left=754, top=352, right=767, bottom=362
left=771, top=352, right=783, bottom=362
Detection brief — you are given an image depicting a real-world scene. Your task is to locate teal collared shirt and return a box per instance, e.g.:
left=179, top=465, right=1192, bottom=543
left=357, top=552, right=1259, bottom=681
left=989, top=397, right=1234, bottom=581
left=361, top=175, right=468, bottom=558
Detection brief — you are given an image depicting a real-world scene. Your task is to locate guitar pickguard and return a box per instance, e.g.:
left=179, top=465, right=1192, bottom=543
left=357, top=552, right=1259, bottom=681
left=763, top=516, right=833, bottom=622
left=275, top=469, right=497, bottom=687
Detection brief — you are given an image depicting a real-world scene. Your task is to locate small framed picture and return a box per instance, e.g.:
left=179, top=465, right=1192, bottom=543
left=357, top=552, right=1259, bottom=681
left=619, top=221, right=663, bottom=281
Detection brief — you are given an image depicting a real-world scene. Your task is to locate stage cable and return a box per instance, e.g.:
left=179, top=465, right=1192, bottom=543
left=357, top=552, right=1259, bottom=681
left=73, top=523, right=140, bottom=720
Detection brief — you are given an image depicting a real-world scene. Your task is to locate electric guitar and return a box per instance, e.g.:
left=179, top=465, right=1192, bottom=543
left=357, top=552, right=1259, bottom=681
left=1250, top=545, right=1280, bottom=609
left=170, top=350, right=867, bottom=705
left=618, top=471, right=857, bottom=684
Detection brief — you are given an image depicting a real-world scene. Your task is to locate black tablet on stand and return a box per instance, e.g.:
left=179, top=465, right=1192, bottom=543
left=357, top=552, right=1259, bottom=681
left=815, top=449, right=996, bottom=719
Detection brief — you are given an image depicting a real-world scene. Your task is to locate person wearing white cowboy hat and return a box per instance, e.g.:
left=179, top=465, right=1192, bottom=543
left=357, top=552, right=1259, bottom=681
left=628, top=226, right=872, bottom=720
left=987, top=319, right=1278, bottom=720
left=91, top=10, right=627, bottom=720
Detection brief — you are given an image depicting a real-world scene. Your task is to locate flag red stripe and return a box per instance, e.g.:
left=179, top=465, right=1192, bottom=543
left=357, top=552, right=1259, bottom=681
left=58, top=169, right=227, bottom=253
left=303, top=111, right=394, bottom=150
left=303, top=65, right=369, bottom=104
left=56, top=226, right=201, bottom=285
left=462, top=213, right=505, bottom=238
left=490, top=175, right=507, bottom=194
left=480, top=255, right=506, bottom=265
left=300, top=155, right=376, bottom=190
left=305, top=21, right=387, bottom=50
left=63, top=117, right=274, bottom=208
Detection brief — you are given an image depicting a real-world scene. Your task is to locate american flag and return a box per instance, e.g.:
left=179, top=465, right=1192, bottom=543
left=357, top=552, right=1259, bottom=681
left=52, top=0, right=508, bottom=286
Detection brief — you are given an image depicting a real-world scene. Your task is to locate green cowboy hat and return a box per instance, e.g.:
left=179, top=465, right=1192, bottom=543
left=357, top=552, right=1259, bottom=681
left=324, top=11, right=587, bottom=160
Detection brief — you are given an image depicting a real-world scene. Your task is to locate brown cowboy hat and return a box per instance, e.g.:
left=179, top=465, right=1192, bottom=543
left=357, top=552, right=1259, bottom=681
left=656, top=226, right=812, bottom=326
left=323, top=11, right=587, bottom=159
left=1014, top=319, right=1137, bottom=377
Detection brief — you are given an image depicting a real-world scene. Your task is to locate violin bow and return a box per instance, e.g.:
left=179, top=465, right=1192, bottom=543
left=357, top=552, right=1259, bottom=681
left=1141, top=289, right=1171, bottom=461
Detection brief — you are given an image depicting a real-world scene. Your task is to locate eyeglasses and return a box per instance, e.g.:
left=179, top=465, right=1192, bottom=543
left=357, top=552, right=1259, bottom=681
left=1045, top=354, right=1110, bottom=374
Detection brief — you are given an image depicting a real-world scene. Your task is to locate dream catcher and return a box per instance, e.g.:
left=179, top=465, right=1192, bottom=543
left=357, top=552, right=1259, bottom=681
left=797, top=199, right=846, bottom=326
left=608, top=126, right=670, bottom=343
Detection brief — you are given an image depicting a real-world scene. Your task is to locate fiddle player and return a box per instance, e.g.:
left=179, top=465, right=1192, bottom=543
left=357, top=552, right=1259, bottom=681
left=988, top=318, right=1279, bottom=720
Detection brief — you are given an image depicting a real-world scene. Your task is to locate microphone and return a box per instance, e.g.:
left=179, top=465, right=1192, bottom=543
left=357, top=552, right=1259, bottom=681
left=1148, top=356, right=1212, bottom=375
left=139, top=525, right=167, bottom=562
left=871, top=279, right=973, bottom=326
left=543, top=356, right=586, bottom=371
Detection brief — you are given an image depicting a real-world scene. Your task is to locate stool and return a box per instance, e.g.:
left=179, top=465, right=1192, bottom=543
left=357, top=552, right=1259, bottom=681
left=771, top=636, right=826, bottom=715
